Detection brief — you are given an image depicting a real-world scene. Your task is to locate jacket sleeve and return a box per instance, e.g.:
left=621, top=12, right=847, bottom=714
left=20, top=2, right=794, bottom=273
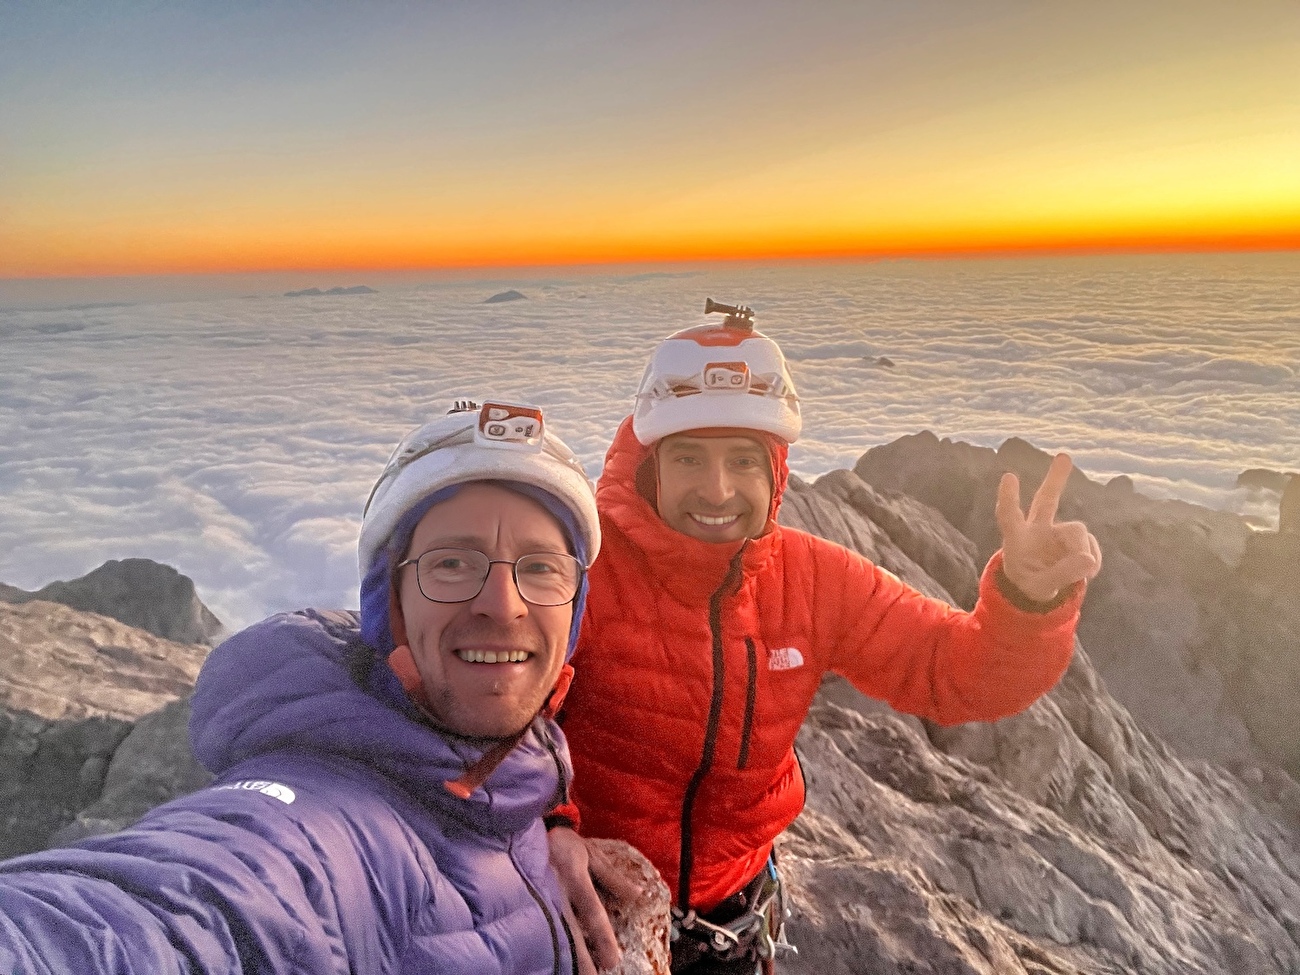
left=813, top=540, right=1083, bottom=725
left=0, top=781, right=422, bottom=975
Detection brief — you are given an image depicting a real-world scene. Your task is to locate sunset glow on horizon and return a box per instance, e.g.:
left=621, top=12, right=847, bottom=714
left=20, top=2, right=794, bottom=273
left=3, top=1, right=1297, bottom=279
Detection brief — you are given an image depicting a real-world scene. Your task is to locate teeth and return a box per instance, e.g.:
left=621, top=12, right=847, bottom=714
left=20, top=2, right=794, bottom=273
left=455, top=649, right=530, bottom=664
left=692, top=513, right=739, bottom=526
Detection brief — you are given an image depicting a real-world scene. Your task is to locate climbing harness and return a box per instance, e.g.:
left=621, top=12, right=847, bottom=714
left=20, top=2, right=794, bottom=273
left=670, top=857, right=798, bottom=973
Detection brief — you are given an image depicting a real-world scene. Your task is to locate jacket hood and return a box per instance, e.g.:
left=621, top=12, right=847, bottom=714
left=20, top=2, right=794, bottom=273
left=595, top=417, right=787, bottom=603
left=189, top=608, right=568, bottom=837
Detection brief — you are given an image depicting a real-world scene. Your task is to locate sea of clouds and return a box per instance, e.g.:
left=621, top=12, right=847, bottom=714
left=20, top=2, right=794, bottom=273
left=2, top=252, right=1297, bottom=631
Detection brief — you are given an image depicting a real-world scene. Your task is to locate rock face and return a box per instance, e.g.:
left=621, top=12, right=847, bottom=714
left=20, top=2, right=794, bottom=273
left=0, top=558, right=225, bottom=646
left=1282, top=475, right=1300, bottom=534
left=778, top=463, right=1300, bottom=974
left=48, top=697, right=214, bottom=849
left=593, top=838, right=672, bottom=975
left=0, top=600, right=210, bottom=856
left=1238, top=468, right=1294, bottom=493
left=779, top=662, right=1300, bottom=974
left=853, top=433, right=1300, bottom=779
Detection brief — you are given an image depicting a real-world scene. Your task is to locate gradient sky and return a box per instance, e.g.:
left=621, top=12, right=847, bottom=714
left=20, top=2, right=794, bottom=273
left=2, top=0, right=1297, bottom=277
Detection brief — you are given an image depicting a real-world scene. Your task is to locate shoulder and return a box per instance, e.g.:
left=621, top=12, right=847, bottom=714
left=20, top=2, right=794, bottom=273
left=767, top=524, right=874, bottom=577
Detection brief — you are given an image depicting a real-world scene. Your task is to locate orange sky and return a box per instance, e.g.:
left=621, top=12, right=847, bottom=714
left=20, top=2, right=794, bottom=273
left=2, top=2, right=1297, bottom=278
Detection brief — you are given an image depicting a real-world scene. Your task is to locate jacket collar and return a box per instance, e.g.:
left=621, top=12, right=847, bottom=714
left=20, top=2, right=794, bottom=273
left=190, top=608, right=564, bottom=837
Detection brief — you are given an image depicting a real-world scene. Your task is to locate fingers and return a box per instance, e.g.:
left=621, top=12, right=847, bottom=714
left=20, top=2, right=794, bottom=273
left=547, top=828, right=624, bottom=973
left=1027, top=453, right=1072, bottom=524
left=560, top=894, right=600, bottom=975
left=1040, top=551, right=1099, bottom=593
left=995, top=471, right=1024, bottom=540
left=587, top=840, right=646, bottom=905
left=567, top=859, right=624, bottom=972
left=1034, top=524, right=1102, bottom=593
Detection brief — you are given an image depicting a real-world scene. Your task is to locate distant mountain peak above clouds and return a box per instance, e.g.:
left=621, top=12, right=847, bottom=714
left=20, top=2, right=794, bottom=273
left=484, top=289, right=526, bottom=303
left=283, top=285, right=377, bottom=297
left=0, top=558, right=224, bottom=647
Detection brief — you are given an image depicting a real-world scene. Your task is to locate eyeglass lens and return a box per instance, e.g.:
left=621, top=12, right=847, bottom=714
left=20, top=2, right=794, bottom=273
left=413, top=548, right=580, bottom=606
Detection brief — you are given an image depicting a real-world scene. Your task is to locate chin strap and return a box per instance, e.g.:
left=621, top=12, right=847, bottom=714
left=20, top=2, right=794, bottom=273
left=386, top=645, right=574, bottom=799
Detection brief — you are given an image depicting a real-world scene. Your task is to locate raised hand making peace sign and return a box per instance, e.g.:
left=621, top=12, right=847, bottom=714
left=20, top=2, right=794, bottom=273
left=995, top=452, right=1102, bottom=603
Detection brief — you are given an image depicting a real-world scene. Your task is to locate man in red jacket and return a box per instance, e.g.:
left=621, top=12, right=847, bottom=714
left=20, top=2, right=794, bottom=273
left=553, top=301, right=1102, bottom=975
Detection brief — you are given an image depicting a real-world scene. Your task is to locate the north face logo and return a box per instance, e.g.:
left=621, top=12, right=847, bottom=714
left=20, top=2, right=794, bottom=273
left=214, top=780, right=297, bottom=804
left=767, top=647, right=805, bottom=671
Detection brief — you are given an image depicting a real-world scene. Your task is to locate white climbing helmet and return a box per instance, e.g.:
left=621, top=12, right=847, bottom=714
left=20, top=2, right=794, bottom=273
left=632, top=299, right=801, bottom=446
left=359, top=400, right=600, bottom=580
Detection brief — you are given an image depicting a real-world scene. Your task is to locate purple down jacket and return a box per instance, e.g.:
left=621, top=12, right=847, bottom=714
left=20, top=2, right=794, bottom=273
left=0, top=609, right=577, bottom=975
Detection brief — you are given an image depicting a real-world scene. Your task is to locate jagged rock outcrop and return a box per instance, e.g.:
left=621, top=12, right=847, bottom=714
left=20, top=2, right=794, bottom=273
left=0, top=600, right=210, bottom=855
left=853, top=433, right=1300, bottom=779
left=784, top=471, right=979, bottom=608
left=779, top=463, right=1300, bottom=973
left=0, top=558, right=225, bottom=646
left=49, top=697, right=213, bottom=848
left=1238, top=468, right=1294, bottom=494
left=779, top=659, right=1300, bottom=974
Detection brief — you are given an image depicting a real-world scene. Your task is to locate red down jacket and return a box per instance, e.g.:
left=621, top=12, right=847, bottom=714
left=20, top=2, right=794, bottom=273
left=562, top=418, right=1082, bottom=912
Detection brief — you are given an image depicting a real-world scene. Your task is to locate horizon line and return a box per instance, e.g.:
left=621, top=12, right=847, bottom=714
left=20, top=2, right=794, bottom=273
left=4, top=234, right=1297, bottom=283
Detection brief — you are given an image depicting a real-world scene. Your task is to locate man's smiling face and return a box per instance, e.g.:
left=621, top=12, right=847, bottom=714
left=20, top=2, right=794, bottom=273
left=654, top=432, right=773, bottom=544
left=395, top=482, right=573, bottom=739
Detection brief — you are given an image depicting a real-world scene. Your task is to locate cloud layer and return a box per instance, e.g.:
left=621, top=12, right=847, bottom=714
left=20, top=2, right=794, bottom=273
left=2, top=253, right=1297, bottom=630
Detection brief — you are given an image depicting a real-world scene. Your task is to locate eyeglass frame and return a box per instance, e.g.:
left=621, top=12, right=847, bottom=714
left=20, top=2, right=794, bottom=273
left=394, top=547, right=585, bottom=607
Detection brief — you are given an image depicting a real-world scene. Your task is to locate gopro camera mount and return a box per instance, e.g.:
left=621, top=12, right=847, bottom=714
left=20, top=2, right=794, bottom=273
left=704, top=297, right=755, bottom=332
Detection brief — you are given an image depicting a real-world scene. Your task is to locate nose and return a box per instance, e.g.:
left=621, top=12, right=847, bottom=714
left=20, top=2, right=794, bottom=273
left=469, top=561, right=529, bottom=623
left=696, top=459, right=735, bottom=506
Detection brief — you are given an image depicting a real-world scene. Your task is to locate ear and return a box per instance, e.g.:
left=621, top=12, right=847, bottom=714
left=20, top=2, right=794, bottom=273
left=389, top=579, right=409, bottom=647
left=634, top=448, right=661, bottom=513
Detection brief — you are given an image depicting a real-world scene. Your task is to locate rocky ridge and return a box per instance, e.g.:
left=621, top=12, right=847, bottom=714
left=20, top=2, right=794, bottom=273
left=780, top=466, right=1299, bottom=974
left=0, top=557, right=226, bottom=647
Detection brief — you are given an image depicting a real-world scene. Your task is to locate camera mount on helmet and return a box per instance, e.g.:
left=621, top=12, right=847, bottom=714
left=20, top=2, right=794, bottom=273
left=704, top=297, right=755, bottom=332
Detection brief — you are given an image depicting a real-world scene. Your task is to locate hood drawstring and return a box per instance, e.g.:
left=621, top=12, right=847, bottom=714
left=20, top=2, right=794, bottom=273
left=387, top=645, right=573, bottom=799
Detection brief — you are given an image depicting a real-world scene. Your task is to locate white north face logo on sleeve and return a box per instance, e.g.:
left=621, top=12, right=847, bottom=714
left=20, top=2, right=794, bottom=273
left=767, top=647, right=805, bottom=671
left=214, top=780, right=297, bottom=804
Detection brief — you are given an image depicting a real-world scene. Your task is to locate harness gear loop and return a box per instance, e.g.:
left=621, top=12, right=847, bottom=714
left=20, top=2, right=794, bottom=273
left=669, top=856, right=797, bottom=968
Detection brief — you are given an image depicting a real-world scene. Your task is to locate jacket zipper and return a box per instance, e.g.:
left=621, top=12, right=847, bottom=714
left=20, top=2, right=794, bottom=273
left=509, top=834, right=569, bottom=975
left=677, top=545, right=746, bottom=908
left=738, top=637, right=757, bottom=770
left=537, top=717, right=570, bottom=807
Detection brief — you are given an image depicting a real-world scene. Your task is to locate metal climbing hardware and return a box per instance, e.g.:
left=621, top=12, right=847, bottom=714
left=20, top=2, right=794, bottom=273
left=669, top=856, right=797, bottom=970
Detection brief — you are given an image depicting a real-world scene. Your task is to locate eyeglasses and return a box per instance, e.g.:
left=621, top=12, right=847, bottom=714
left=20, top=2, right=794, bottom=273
left=396, top=548, right=583, bottom=607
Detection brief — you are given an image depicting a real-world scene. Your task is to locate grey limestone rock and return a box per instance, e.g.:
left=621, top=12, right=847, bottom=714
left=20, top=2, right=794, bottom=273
left=0, top=599, right=209, bottom=854
left=1281, top=475, right=1300, bottom=535
left=0, top=558, right=225, bottom=646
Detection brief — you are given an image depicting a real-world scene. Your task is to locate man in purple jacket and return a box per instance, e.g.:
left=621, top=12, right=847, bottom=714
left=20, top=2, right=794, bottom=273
left=0, top=399, right=606, bottom=975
